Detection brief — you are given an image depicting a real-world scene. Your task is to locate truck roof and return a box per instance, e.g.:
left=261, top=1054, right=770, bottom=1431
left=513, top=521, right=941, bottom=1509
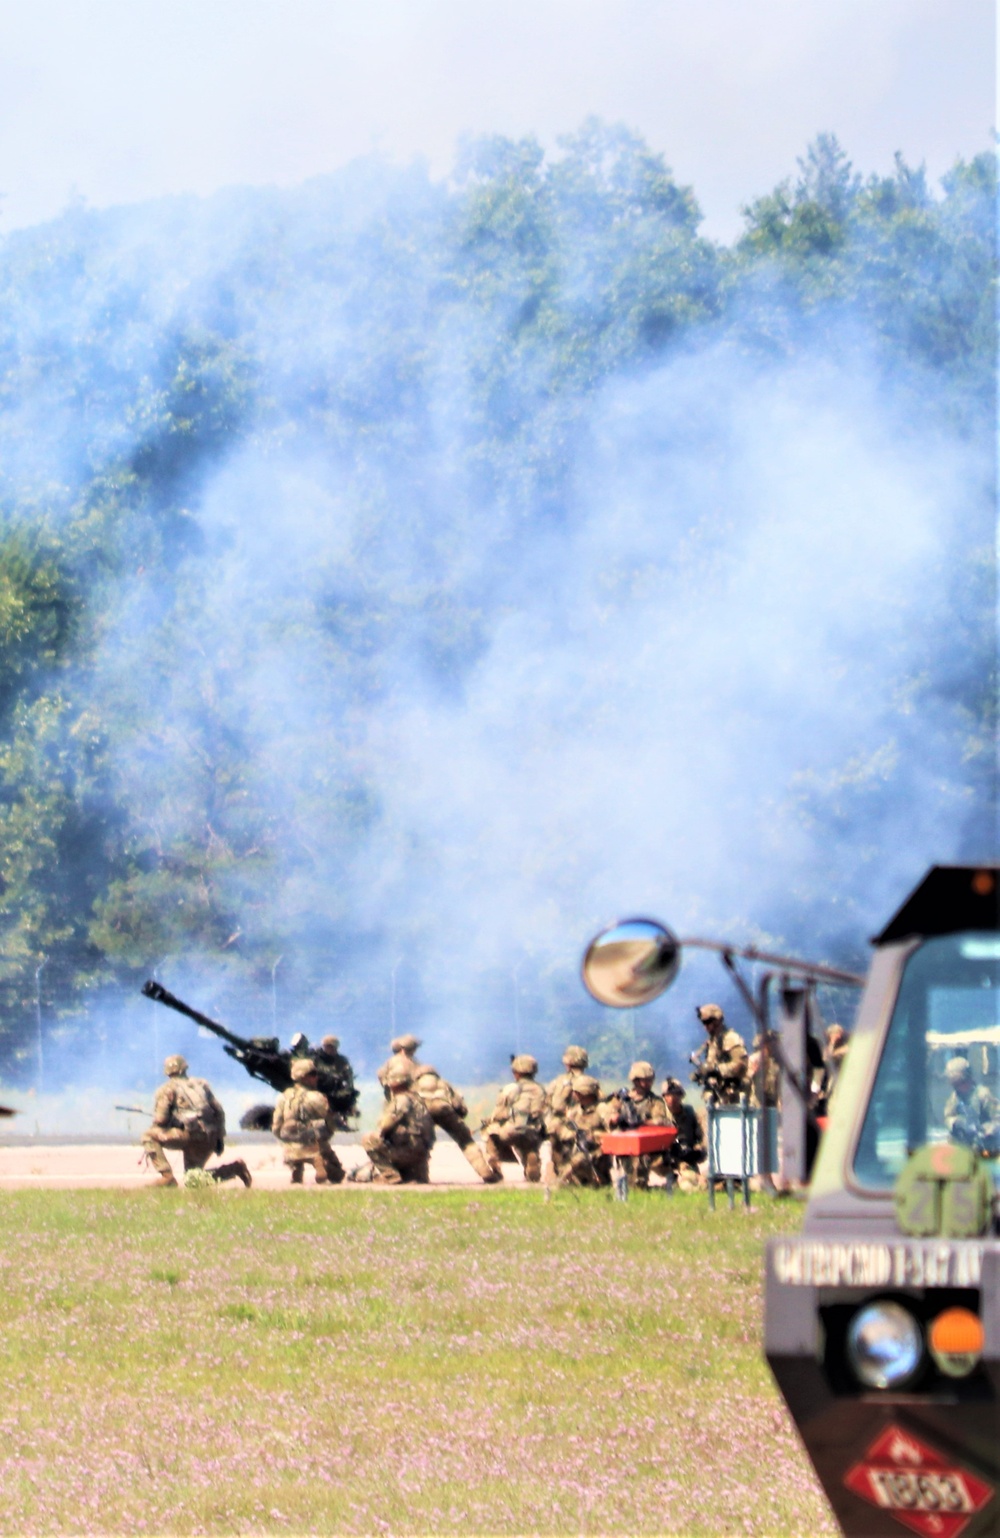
left=871, top=864, right=999, bottom=946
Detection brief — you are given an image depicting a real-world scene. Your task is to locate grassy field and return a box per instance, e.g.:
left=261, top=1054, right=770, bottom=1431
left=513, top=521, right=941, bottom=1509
left=0, top=1186, right=834, bottom=1537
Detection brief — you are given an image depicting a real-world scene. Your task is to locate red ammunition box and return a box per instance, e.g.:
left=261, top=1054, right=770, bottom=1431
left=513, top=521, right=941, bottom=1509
left=600, top=1126, right=677, bottom=1156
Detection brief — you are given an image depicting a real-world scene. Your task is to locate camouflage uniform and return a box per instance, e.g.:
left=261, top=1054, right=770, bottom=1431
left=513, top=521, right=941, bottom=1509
left=943, top=1058, right=1000, bottom=1155
left=662, top=1079, right=705, bottom=1192
left=546, top=1076, right=615, bottom=1187
left=546, top=1046, right=589, bottom=1179
left=691, top=1005, right=748, bottom=1105
left=271, top=1059, right=345, bottom=1185
left=359, top=1068, right=436, bottom=1183
left=142, top=1055, right=249, bottom=1188
left=482, top=1055, right=548, bottom=1182
left=376, top=1034, right=427, bottom=1097
left=411, top=1066, right=499, bottom=1183
left=616, top=1061, right=669, bottom=1190
left=748, top=1035, right=781, bottom=1110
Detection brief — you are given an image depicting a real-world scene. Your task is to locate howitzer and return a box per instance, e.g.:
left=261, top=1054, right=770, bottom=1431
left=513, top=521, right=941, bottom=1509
left=140, top=980, right=359, bottom=1127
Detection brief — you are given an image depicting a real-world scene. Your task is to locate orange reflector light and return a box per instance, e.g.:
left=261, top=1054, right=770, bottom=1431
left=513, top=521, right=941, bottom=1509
left=930, top=1308, right=984, bottom=1356
left=971, top=870, right=995, bottom=896
left=928, top=1308, right=984, bottom=1377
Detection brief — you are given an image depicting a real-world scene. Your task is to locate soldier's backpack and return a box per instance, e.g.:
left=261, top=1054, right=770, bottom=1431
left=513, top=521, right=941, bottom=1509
left=173, top=1077, right=225, bottom=1139
left=510, top=1080, right=546, bottom=1133
left=277, top=1086, right=327, bottom=1144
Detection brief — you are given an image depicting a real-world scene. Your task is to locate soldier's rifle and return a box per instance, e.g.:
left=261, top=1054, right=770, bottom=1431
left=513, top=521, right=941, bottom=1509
left=115, top=1104, right=151, bottom=1117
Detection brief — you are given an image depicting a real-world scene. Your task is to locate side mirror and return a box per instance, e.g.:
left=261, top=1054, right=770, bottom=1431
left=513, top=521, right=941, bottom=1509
left=581, top=918, right=680, bottom=1008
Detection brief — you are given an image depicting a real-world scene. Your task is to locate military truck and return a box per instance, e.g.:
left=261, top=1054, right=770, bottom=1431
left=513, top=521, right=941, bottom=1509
left=582, top=865, right=1000, bottom=1537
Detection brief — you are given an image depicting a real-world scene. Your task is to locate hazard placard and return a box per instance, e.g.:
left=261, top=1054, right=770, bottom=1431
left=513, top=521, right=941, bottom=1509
left=844, top=1425, right=993, bottom=1538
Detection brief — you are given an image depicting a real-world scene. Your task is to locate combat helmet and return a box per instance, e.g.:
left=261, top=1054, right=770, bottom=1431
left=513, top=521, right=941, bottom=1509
left=320, top=1035, right=340, bottom=1053
left=511, top=1053, right=538, bottom=1076
left=628, top=1060, right=655, bottom=1082
left=562, top=1045, right=589, bottom=1069
left=163, top=1054, right=188, bottom=1077
left=697, top=1003, right=725, bottom=1026
left=391, top=1034, right=421, bottom=1053
left=663, top=1077, right=686, bottom=1099
left=290, top=1058, right=316, bottom=1083
left=385, top=1065, right=413, bottom=1088
left=573, top=1074, right=600, bottom=1099
left=945, top=1056, right=972, bottom=1083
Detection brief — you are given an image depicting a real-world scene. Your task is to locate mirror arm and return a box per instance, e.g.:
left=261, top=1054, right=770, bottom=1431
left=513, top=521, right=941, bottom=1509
left=681, top=936, right=864, bottom=987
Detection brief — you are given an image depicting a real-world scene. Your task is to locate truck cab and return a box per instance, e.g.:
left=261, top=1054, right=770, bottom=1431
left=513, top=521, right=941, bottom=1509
left=766, top=865, right=1000, bottom=1536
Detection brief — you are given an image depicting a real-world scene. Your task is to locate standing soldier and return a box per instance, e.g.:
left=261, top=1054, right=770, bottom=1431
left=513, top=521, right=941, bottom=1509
left=377, top=1034, right=426, bottom=1096
left=411, top=1065, right=500, bottom=1183
left=661, top=1077, right=705, bottom=1191
left=943, top=1057, right=1000, bottom=1156
left=481, top=1054, right=548, bottom=1182
left=546, top=1075, right=616, bottom=1187
left=615, top=1061, right=669, bottom=1190
left=690, top=1004, right=748, bottom=1104
left=747, top=1032, right=782, bottom=1110
left=141, top=1055, right=250, bottom=1188
left=354, top=1065, right=436, bottom=1183
left=271, top=1058, right=345, bottom=1185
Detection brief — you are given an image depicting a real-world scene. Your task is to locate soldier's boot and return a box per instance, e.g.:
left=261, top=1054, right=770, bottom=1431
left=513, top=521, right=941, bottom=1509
left=483, top=1135, right=505, bottom=1181
left=371, top=1166, right=403, bottom=1184
left=464, top=1143, right=501, bottom=1183
left=523, top=1149, right=542, bottom=1183
left=150, top=1170, right=178, bottom=1188
left=211, top=1160, right=252, bottom=1187
left=314, top=1149, right=345, bottom=1185
left=290, top=1165, right=304, bottom=1186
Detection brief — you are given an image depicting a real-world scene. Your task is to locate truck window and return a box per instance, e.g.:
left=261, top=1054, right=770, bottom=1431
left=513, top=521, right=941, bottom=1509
left=854, top=932, right=1000, bottom=1190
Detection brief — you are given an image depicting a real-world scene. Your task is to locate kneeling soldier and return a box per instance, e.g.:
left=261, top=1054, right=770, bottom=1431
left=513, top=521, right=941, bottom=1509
left=662, top=1077, right=705, bottom=1192
left=272, top=1058, right=345, bottom=1185
left=617, top=1060, right=669, bottom=1190
left=411, top=1065, right=500, bottom=1183
left=546, top=1045, right=590, bottom=1181
left=356, top=1065, right=436, bottom=1183
left=142, top=1055, right=250, bottom=1188
left=547, top=1075, right=616, bottom=1187
left=482, top=1054, right=548, bottom=1182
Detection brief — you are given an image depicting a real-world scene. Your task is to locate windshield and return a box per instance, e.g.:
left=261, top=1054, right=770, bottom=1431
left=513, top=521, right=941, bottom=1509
left=854, top=932, right=1000, bottom=1190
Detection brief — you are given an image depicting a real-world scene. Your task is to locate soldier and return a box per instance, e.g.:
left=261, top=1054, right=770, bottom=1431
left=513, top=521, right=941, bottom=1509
left=547, top=1045, right=590, bottom=1116
left=943, top=1057, right=1000, bottom=1156
left=271, top=1058, right=345, bottom=1186
left=546, top=1075, right=616, bottom=1187
left=546, top=1045, right=590, bottom=1181
left=821, top=1024, right=849, bottom=1100
left=481, top=1054, right=548, bottom=1182
left=141, top=1055, right=251, bottom=1188
left=747, top=1032, right=782, bottom=1110
left=662, top=1077, right=705, bottom=1192
left=615, top=1061, right=669, bottom=1189
left=291, top=1032, right=358, bottom=1126
left=354, top=1065, right=436, bottom=1184
left=411, top=1065, right=500, bottom=1183
left=376, top=1034, right=427, bottom=1097
left=690, top=1003, right=748, bottom=1104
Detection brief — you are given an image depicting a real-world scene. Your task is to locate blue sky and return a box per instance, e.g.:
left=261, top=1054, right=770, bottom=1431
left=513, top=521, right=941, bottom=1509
left=0, top=0, right=993, bottom=238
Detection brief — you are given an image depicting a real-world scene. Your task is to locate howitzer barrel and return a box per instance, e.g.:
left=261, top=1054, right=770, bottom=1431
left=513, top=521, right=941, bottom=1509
left=141, top=980, right=244, bottom=1049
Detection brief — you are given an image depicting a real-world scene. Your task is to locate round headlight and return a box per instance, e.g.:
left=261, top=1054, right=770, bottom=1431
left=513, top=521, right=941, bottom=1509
left=846, top=1301, right=924, bottom=1390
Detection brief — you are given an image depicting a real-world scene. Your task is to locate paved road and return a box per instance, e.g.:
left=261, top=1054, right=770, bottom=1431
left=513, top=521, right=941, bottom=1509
left=0, top=1138, right=526, bottom=1190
